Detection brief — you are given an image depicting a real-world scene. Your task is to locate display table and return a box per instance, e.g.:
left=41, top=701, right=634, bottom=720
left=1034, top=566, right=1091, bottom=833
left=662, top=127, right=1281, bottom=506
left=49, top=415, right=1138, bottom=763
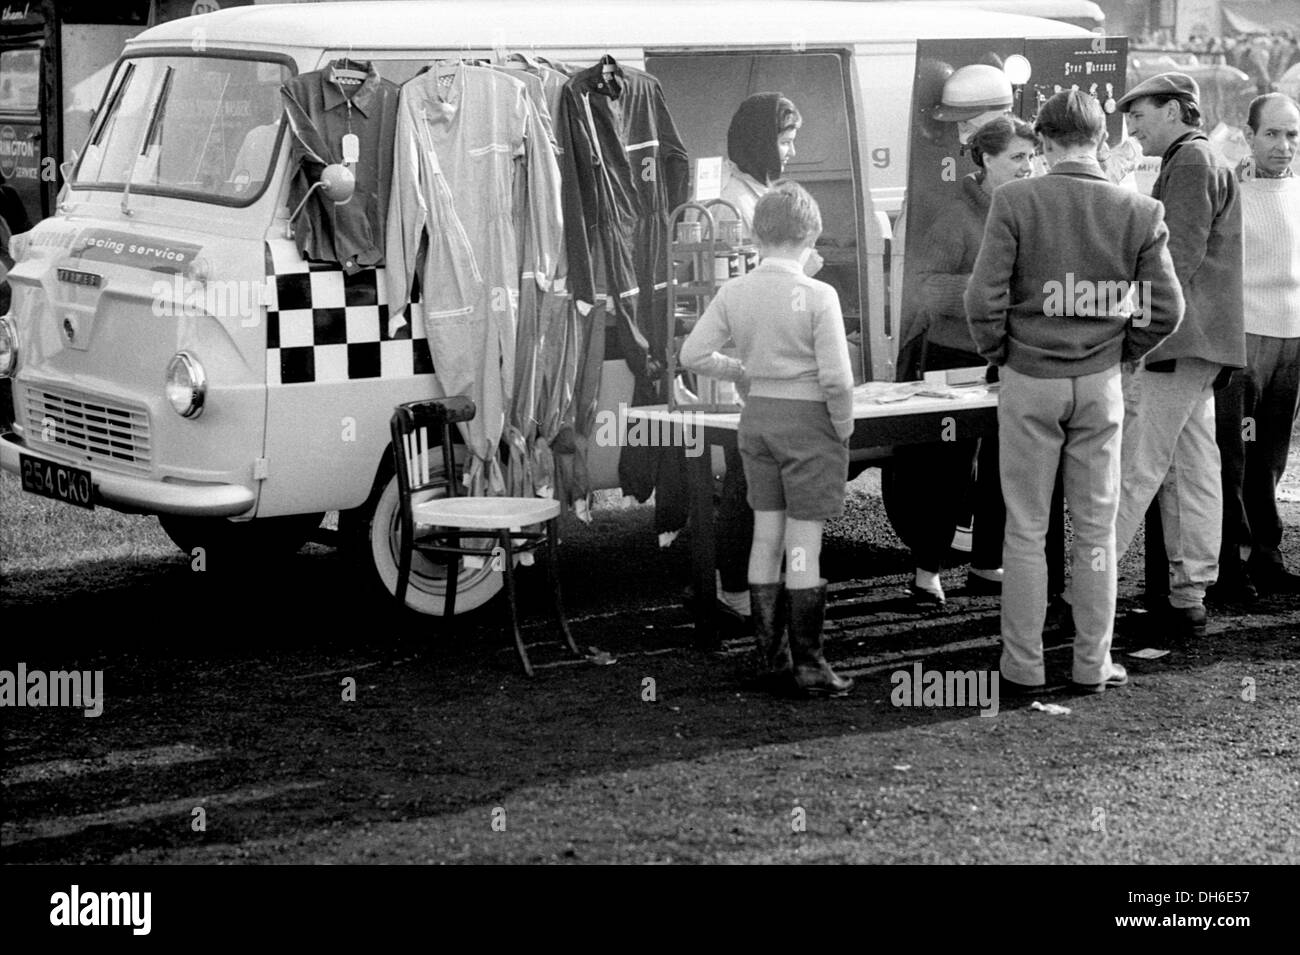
left=626, top=380, right=1032, bottom=643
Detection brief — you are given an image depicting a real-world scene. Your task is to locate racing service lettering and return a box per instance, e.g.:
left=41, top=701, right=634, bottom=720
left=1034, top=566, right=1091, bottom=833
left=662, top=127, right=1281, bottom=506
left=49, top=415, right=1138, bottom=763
left=70, top=229, right=203, bottom=274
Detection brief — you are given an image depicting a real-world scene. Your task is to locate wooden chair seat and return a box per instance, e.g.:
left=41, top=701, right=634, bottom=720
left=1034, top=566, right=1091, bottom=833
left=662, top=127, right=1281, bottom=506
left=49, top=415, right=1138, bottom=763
left=413, top=496, right=561, bottom=531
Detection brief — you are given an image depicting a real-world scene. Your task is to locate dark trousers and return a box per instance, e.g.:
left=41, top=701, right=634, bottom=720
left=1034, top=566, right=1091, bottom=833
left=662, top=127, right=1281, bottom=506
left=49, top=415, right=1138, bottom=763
left=1215, top=334, right=1300, bottom=579
left=717, top=446, right=753, bottom=593
left=889, top=341, right=1006, bottom=573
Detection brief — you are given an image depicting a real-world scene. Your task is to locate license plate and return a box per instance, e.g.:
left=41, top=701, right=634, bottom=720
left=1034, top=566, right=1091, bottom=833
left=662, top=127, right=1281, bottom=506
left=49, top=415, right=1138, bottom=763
left=19, top=454, right=94, bottom=510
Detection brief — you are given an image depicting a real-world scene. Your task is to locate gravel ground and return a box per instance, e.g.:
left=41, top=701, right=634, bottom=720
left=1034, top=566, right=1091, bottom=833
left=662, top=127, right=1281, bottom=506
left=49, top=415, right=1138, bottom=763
left=2, top=460, right=1299, bottom=864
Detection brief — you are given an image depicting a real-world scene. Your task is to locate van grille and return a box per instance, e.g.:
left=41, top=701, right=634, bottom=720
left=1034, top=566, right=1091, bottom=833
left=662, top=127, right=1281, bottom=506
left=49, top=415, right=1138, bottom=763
left=24, top=386, right=152, bottom=472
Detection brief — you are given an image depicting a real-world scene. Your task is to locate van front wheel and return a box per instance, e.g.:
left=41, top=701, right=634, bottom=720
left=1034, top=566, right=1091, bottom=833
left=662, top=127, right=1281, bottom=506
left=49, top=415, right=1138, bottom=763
left=340, top=472, right=503, bottom=616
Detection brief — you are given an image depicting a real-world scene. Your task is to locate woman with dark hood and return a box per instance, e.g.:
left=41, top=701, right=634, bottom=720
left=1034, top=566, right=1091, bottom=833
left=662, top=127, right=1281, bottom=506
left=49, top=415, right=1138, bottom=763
left=720, top=92, right=802, bottom=227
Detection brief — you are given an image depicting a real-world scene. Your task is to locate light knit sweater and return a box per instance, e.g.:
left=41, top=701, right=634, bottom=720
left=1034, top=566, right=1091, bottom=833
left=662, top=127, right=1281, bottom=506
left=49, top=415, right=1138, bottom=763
left=679, top=257, right=855, bottom=439
left=1241, top=175, right=1300, bottom=339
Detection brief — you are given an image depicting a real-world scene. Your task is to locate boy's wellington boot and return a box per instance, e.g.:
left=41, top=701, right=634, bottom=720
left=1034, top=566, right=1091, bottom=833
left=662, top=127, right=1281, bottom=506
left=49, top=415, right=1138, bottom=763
left=789, top=582, right=853, bottom=697
left=746, top=582, right=793, bottom=692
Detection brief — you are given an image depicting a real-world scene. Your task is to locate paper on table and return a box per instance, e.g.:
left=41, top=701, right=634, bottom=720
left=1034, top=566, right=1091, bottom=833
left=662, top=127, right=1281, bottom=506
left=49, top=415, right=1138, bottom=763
left=853, top=380, right=990, bottom=404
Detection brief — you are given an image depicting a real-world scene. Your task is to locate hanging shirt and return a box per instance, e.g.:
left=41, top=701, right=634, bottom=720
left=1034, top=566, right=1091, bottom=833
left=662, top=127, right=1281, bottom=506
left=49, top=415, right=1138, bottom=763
left=281, top=61, right=400, bottom=273
left=386, top=62, right=561, bottom=494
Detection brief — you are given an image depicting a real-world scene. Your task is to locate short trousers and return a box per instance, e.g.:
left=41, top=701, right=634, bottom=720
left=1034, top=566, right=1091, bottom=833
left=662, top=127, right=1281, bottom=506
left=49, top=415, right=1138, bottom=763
left=738, top=396, right=848, bottom=521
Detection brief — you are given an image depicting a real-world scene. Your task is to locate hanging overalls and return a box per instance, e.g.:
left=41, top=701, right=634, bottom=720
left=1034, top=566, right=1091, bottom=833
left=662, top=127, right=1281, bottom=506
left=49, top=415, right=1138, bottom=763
left=555, top=57, right=645, bottom=507
left=386, top=63, right=560, bottom=494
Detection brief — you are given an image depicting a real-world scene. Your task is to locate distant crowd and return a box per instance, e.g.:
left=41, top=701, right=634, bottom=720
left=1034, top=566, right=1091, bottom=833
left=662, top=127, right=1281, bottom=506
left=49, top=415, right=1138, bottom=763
left=1133, top=30, right=1300, bottom=95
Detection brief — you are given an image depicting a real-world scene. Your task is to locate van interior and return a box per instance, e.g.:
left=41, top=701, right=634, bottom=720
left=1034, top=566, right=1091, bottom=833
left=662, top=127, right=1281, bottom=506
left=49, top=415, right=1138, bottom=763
left=648, top=52, right=863, bottom=337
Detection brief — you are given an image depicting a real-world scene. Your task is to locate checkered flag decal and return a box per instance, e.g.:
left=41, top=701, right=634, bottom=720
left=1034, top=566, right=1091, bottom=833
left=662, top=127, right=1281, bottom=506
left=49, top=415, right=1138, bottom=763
left=264, top=240, right=434, bottom=385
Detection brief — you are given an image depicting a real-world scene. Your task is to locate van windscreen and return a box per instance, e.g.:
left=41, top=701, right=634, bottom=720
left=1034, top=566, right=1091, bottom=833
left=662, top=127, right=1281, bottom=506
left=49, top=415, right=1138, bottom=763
left=73, top=55, right=292, bottom=206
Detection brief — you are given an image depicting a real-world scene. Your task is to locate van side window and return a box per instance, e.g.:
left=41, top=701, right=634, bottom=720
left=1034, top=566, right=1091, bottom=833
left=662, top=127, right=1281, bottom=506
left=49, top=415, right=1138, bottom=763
left=647, top=52, right=863, bottom=342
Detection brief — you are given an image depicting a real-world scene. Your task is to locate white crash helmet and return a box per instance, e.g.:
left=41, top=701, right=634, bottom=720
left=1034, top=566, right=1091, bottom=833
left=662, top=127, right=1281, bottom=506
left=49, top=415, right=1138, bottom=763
left=932, top=64, right=1014, bottom=122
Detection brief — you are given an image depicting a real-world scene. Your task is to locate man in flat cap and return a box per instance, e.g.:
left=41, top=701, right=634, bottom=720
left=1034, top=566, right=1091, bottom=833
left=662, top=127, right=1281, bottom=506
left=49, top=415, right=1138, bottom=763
left=1110, top=72, right=1246, bottom=639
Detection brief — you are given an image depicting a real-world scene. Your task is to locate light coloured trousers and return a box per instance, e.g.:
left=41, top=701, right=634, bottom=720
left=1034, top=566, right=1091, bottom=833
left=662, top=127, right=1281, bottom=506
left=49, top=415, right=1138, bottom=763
left=999, top=365, right=1122, bottom=686
left=1113, top=358, right=1223, bottom=609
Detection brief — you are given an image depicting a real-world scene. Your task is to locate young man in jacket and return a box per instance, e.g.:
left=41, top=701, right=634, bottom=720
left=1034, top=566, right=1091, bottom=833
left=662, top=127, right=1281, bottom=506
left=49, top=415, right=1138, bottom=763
left=966, top=90, right=1183, bottom=694
left=1115, top=73, right=1247, bottom=639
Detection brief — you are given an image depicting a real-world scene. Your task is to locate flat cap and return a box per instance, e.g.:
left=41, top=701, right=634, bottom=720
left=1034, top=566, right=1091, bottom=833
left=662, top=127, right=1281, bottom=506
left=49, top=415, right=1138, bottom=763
left=1117, top=72, right=1200, bottom=112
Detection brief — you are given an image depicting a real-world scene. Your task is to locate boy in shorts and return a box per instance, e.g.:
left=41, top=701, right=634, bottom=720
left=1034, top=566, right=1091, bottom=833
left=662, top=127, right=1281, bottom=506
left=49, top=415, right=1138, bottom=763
left=680, top=181, right=855, bottom=696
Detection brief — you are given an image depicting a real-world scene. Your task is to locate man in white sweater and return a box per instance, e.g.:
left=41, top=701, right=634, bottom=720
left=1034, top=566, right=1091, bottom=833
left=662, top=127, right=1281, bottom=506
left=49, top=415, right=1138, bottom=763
left=1213, top=93, right=1300, bottom=600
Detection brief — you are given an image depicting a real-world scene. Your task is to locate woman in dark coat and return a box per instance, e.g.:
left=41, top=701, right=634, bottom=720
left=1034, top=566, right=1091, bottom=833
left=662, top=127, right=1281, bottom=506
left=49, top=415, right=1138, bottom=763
left=896, top=116, right=1038, bottom=607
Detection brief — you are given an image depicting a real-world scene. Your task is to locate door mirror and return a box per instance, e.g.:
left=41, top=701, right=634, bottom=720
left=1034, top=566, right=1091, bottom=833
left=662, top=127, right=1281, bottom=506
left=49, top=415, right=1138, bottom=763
left=286, top=163, right=355, bottom=237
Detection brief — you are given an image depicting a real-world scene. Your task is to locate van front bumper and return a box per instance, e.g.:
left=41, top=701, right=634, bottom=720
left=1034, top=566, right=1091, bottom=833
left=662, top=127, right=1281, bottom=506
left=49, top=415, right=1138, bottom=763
left=0, top=431, right=256, bottom=517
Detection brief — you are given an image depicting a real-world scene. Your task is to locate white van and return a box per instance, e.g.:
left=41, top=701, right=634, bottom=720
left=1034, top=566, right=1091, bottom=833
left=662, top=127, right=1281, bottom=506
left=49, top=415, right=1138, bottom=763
left=0, top=0, right=1087, bottom=615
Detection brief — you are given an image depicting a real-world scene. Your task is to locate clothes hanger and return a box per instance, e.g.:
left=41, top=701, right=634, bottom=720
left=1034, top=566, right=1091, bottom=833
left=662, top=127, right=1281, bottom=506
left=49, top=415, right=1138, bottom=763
left=600, top=53, right=618, bottom=83
left=507, top=49, right=542, bottom=72
left=330, top=46, right=368, bottom=86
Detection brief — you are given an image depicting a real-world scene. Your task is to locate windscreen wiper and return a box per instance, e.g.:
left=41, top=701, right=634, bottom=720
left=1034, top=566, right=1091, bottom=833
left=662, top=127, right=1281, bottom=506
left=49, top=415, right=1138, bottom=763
left=122, top=65, right=173, bottom=217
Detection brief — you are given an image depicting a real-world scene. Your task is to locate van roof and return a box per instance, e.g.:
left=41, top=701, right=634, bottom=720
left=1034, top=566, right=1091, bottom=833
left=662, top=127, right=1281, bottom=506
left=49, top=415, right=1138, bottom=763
left=130, top=0, right=1088, bottom=51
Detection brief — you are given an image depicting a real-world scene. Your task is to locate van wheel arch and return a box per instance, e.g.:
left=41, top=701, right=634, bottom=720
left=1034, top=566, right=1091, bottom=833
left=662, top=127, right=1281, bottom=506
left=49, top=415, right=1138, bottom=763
left=338, top=443, right=503, bottom=616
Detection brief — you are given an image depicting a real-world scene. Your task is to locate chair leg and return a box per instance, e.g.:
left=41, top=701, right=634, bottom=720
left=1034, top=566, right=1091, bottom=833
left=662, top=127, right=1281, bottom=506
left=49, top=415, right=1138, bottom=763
left=499, top=530, right=534, bottom=677
left=546, top=518, right=583, bottom=658
left=395, top=542, right=412, bottom=610
left=444, top=530, right=459, bottom=620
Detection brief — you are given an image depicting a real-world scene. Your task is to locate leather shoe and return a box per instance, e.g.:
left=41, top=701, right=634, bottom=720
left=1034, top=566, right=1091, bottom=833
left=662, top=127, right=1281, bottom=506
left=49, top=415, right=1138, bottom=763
left=907, top=582, right=946, bottom=608
left=1252, top=567, right=1300, bottom=596
left=1206, top=575, right=1258, bottom=605
left=1000, top=674, right=1045, bottom=696
left=1070, top=662, right=1128, bottom=695
left=1134, top=604, right=1206, bottom=643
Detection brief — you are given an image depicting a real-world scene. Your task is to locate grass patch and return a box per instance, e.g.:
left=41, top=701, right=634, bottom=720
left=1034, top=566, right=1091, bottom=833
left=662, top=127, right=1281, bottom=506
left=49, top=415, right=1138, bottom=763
left=0, top=470, right=175, bottom=575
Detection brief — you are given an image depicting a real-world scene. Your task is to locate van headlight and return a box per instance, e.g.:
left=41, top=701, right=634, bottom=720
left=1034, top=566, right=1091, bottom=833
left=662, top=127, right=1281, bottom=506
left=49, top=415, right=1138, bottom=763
left=0, top=315, right=17, bottom=377
left=165, top=351, right=206, bottom=418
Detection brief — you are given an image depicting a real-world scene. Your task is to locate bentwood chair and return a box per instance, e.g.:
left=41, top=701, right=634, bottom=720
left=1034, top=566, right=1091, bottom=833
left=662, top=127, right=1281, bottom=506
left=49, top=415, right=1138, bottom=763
left=389, top=396, right=612, bottom=676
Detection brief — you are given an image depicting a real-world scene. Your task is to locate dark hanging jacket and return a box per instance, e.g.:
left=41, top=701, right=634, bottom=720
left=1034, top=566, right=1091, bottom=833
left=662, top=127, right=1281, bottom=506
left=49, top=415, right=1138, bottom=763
left=281, top=61, right=400, bottom=273
left=619, top=66, right=691, bottom=377
left=556, top=57, right=645, bottom=372
left=616, top=67, right=691, bottom=509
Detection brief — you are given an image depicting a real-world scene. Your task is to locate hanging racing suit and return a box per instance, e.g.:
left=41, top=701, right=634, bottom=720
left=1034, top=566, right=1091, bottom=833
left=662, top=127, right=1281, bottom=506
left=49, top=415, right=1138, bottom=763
left=386, top=62, right=561, bottom=495
left=554, top=56, right=645, bottom=507
left=491, top=58, right=564, bottom=498
left=614, top=67, right=692, bottom=528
